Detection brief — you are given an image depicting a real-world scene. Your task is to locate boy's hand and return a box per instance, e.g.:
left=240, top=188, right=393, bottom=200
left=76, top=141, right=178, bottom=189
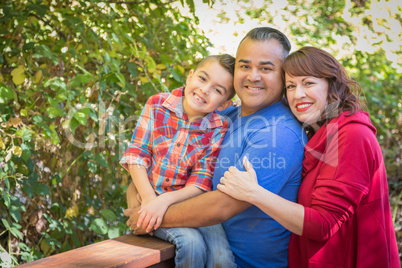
left=137, top=196, right=169, bottom=233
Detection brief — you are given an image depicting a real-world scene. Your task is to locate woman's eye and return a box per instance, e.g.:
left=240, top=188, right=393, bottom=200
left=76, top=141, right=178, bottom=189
left=286, top=85, right=295, bottom=90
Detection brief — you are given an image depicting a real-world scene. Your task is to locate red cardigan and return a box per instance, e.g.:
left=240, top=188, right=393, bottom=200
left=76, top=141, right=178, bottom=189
left=288, top=111, right=400, bottom=268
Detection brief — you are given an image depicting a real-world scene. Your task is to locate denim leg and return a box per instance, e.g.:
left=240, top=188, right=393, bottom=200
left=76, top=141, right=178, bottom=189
left=153, top=227, right=207, bottom=268
left=198, top=224, right=237, bottom=268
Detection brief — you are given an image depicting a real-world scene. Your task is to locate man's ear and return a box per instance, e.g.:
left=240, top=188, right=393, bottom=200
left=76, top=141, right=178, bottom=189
left=217, top=99, right=234, bottom=111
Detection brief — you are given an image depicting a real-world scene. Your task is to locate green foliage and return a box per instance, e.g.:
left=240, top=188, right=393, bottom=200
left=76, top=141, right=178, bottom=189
left=1, top=0, right=401, bottom=265
left=0, top=0, right=211, bottom=265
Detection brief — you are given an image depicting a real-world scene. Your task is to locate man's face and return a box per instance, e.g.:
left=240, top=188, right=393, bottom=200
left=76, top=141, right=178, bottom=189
left=234, top=38, right=285, bottom=116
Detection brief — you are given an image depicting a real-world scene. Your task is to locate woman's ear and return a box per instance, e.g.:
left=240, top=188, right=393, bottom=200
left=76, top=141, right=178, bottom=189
left=217, top=99, right=234, bottom=111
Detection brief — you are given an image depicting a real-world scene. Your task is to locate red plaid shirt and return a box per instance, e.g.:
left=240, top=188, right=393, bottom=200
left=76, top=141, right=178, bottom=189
left=120, top=87, right=228, bottom=195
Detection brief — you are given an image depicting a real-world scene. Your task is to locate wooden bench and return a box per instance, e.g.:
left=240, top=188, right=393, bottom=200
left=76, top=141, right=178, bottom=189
left=17, top=234, right=175, bottom=268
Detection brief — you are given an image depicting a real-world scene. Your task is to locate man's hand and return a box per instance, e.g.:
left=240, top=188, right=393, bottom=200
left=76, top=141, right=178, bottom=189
left=124, top=207, right=149, bottom=235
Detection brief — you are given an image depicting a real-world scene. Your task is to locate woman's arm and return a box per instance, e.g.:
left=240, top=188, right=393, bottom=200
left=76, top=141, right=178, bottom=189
left=218, top=156, right=305, bottom=235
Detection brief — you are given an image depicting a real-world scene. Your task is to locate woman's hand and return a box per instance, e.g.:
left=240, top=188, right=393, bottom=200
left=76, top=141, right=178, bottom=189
left=217, top=156, right=260, bottom=203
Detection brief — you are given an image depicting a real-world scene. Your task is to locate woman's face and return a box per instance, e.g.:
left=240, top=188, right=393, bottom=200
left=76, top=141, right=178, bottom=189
left=285, top=74, right=329, bottom=132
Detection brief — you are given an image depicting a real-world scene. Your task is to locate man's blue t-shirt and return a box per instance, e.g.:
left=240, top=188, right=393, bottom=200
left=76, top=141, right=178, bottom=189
left=214, top=101, right=307, bottom=268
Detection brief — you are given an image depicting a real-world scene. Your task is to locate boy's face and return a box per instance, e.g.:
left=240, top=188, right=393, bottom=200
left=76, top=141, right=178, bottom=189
left=182, top=59, right=234, bottom=120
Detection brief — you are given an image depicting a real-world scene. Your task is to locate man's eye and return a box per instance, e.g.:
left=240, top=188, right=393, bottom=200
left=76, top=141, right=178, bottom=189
left=261, top=67, right=273, bottom=71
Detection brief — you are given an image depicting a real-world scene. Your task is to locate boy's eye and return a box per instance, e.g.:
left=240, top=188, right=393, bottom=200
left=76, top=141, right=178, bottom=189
left=199, top=76, right=206, bottom=81
left=214, top=88, right=222, bottom=95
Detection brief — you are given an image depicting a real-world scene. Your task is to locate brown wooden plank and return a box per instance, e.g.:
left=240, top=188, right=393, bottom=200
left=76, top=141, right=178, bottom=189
left=17, top=234, right=175, bottom=268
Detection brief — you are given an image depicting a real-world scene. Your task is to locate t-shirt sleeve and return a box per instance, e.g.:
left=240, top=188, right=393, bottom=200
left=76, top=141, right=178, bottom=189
left=302, top=124, right=373, bottom=242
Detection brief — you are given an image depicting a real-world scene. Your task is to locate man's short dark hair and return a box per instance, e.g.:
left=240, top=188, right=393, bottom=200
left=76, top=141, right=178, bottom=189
left=239, top=27, right=291, bottom=59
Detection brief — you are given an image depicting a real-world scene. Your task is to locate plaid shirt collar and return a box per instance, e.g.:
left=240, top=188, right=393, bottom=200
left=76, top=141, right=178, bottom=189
left=162, top=87, right=225, bottom=130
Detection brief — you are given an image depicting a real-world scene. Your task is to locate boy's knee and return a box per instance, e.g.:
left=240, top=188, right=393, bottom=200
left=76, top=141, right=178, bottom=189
left=176, top=230, right=207, bottom=255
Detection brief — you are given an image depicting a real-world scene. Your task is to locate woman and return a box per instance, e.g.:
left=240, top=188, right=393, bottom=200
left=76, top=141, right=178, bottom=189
left=217, top=46, right=400, bottom=267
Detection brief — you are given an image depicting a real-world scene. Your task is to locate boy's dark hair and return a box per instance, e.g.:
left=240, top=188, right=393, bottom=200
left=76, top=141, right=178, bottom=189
left=195, top=54, right=236, bottom=100
left=239, top=27, right=291, bottom=60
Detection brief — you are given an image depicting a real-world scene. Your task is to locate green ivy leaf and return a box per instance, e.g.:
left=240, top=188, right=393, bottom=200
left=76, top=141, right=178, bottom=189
left=10, top=227, right=23, bottom=240
left=2, top=218, right=10, bottom=229
left=95, top=153, right=108, bottom=167
left=33, top=183, right=50, bottom=196
left=101, top=209, right=117, bottom=221
left=127, top=62, right=138, bottom=78
left=74, top=111, right=87, bottom=125
left=1, top=189, right=10, bottom=208
left=89, top=218, right=108, bottom=235
left=10, top=207, right=21, bottom=222
left=0, top=84, right=14, bottom=103
left=21, top=143, right=31, bottom=162
left=33, top=115, right=43, bottom=124
left=69, top=118, right=79, bottom=134
left=15, top=128, right=32, bottom=141
left=107, top=226, right=120, bottom=239
left=46, top=107, right=63, bottom=119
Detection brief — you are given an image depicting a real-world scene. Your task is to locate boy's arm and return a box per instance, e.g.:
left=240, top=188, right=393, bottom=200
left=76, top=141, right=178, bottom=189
left=121, top=97, right=155, bottom=207
left=128, top=164, right=156, bottom=204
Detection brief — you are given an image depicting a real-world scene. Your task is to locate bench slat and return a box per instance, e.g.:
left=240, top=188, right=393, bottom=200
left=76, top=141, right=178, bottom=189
left=17, top=234, right=175, bottom=268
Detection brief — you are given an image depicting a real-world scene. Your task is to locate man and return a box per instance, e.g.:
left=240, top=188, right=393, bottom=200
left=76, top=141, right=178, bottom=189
left=125, top=27, right=306, bottom=267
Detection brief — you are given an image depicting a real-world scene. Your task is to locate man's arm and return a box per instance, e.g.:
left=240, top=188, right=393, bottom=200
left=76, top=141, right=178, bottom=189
left=162, top=189, right=252, bottom=227
left=137, top=185, right=204, bottom=232
left=126, top=188, right=251, bottom=232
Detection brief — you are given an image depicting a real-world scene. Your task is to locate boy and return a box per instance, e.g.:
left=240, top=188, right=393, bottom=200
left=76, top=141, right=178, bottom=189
left=120, top=54, right=236, bottom=267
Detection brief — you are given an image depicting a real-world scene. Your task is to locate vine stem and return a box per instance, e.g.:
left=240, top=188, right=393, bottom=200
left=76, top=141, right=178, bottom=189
left=60, top=153, right=84, bottom=179
left=0, top=234, right=19, bottom=265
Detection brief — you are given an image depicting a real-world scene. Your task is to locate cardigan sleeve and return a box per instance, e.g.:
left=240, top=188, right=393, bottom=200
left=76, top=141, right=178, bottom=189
left=302, top=123, right=374, bottom=242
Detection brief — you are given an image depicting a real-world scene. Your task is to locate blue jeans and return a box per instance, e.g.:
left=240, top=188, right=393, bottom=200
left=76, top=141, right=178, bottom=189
left=153, top=224, right=236, bottom=268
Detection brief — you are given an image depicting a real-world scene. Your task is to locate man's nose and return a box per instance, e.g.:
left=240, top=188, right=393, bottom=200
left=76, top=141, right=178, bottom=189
left=247, top=68, right=261, bottom=82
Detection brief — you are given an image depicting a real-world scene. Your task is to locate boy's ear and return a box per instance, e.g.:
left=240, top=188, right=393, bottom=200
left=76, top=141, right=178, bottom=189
left=186, top=69, right=194, bottom=84
left=216, top=99, right=233, bottom=111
